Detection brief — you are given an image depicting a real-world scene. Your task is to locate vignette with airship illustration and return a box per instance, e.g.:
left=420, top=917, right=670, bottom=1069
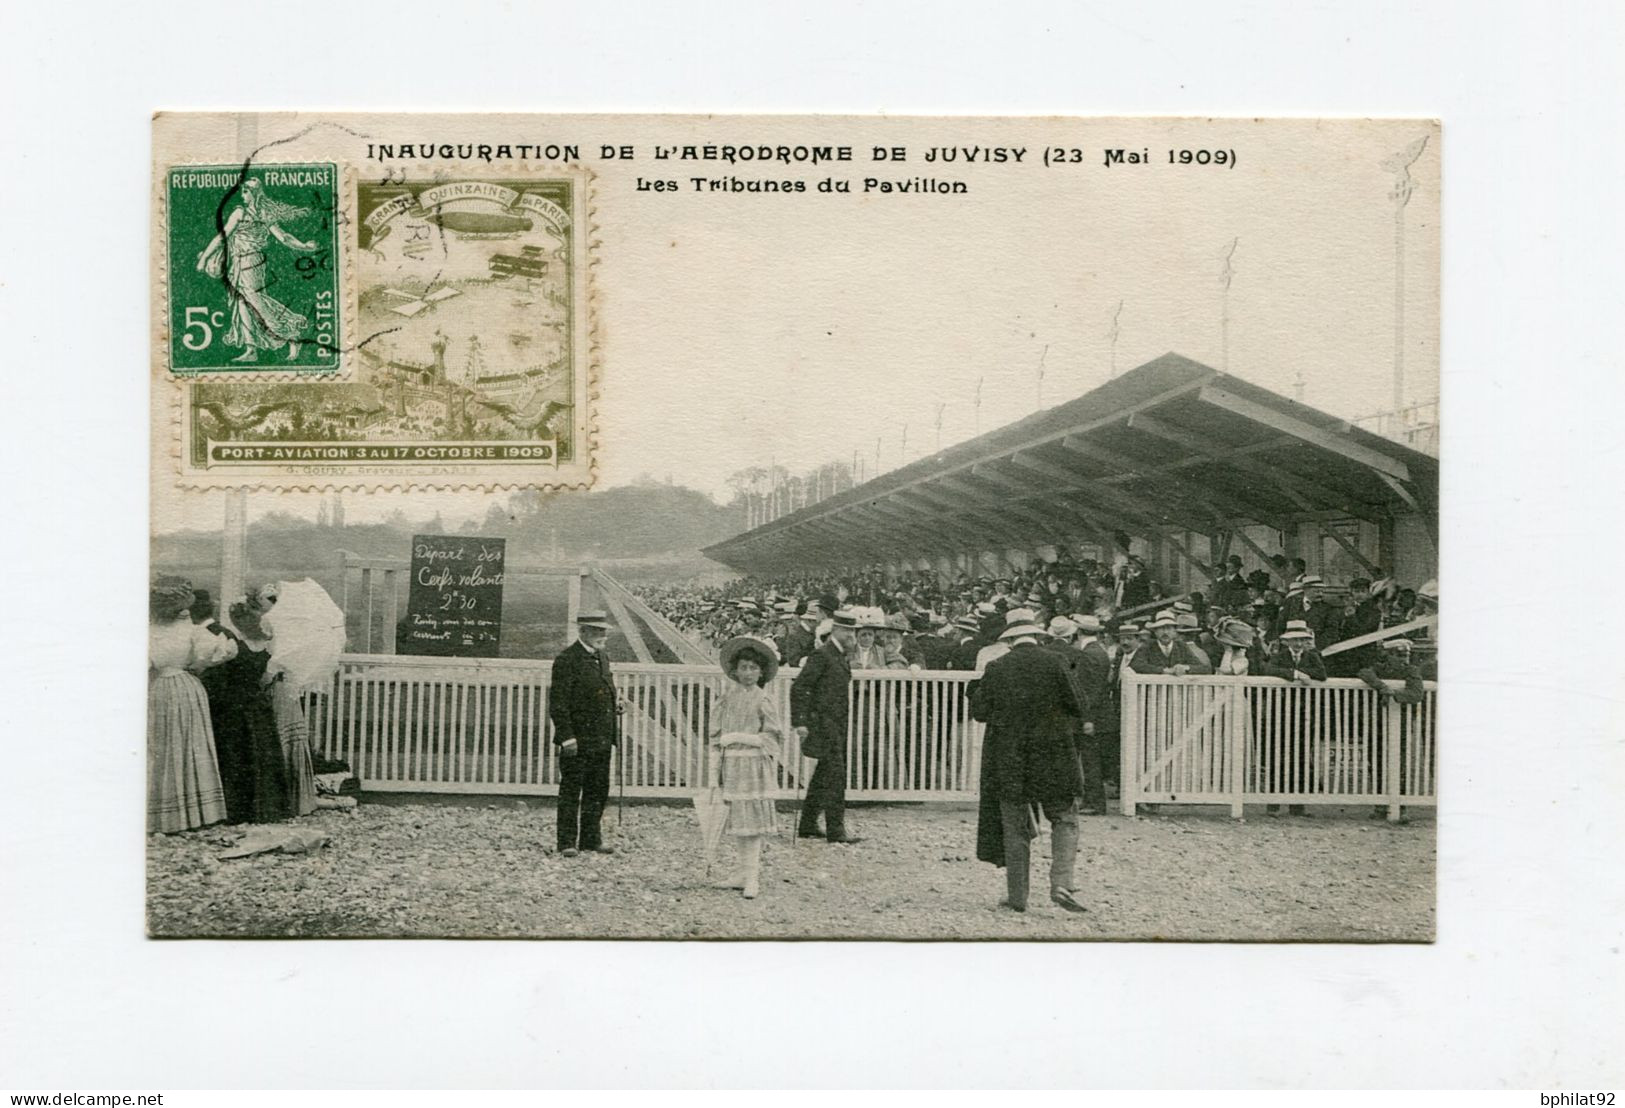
left=175, top=168, right=595, bottom=489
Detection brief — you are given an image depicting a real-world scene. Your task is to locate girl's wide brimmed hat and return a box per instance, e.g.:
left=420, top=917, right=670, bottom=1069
left=719, top=635, right=779, bottom=684
left=1215, top=617, right=1256, bottom=648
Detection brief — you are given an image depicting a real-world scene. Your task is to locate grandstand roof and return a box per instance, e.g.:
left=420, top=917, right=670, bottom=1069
left=703, top=353, right=1439, bottom=574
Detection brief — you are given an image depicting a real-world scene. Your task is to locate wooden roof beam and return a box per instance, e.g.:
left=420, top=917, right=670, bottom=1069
left=905, top=481, right=1062, bottom=540
left=1196, top=384, right=1412, bottom=482
left=893, top=488, right=1047, bottom=548
left=1012, top=449, right=1220, bottom=533
left=1124, top=412, right=1328, bottom=511
left=861, top=501, right=988, bottom=551
left=838, top=508, right=967, bottom=559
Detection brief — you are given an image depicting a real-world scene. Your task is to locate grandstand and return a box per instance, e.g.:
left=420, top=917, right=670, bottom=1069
left=703, top=353, right=1438, bottom=589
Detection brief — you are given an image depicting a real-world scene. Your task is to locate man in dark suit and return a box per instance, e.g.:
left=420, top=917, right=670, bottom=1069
left=914, top=618, right=958, bottom=671
left=1129, top=613, right=1215, bottom=676
left=780, top=606, right=818, bottom=667
left=1298, top=575, right=1342, bottom=650
left=790, top=609, right=862, bottom=844
left=971, top=617, right=1088, bottom=913
left=1069, top=614, right=1117, bottom=814
left=1259, top=618, right=1327, bottom=816
left=1115, top=555, right=1153, bottom=610
left=947, top=614, right=984, bottom=671
left=1210, top=555, right=1250, bottom=611
left=1358, top=637, right=1430, bottom=821
left=550, top=611, right=621, bottom=856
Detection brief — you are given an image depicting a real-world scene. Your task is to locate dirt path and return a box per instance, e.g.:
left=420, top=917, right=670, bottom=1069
left=147, top=801, right=1434, bottom=940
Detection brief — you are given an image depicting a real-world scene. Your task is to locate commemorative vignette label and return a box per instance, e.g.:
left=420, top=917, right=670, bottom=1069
left=165, top=163, right=343, bottom=375
left=172, top=166, right=595, bottom=490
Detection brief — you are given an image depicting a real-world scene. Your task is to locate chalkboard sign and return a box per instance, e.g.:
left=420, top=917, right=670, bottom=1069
left=399, top=535, right=506, bottom=657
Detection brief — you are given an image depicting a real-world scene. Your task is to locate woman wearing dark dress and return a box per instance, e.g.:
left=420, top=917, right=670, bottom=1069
left=202, top=595, right=292, bottom=824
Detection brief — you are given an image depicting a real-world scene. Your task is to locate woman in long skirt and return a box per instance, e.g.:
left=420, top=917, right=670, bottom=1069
left=708, top=637, right=784, bottom=899
left=202, top=596, right=293, bottom=824
left=271, top=675, right=318, bottom=816
left=148, top=579, right=235, bottom=833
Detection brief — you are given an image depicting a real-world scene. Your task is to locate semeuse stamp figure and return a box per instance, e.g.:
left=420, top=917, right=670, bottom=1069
left=168, top=164, right=341, bottom=373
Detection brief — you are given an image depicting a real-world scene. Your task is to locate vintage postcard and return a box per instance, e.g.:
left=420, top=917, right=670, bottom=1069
left=149, top=113, right=1439, bottom=940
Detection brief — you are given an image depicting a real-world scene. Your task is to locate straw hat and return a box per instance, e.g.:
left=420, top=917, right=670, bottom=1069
left=1071, top=614, right=1103, bottom=635
left=1279, top=619, right=1314, bottom=641
left=1147, top=612, right=1176, bottom=630
left=719, top=636, right=780, bottom=684
left=999, top=619, right=1045, bottom=641
left=1047, top=616, right=1079, bottom=639
left=576, top=610, right=612, bottom=631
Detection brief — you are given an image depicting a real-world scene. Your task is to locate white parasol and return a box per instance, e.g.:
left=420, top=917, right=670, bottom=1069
left=261, top=578, right=347, bottom=694
left=691, top=786, right=728, bottom=872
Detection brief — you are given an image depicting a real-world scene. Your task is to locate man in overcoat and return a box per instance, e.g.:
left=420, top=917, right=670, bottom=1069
left=550, top=611, right=621, bottom=856
left=970, top=618, right=1088, bottom=913
left=790, top=609, right=862, bottom=844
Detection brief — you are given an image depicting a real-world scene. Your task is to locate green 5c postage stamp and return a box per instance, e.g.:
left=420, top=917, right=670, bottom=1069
left=165, top=163, right=342, bottom=374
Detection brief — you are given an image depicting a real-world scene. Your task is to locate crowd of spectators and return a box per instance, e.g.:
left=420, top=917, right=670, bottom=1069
left=630, top=549, right=1438, bottom=677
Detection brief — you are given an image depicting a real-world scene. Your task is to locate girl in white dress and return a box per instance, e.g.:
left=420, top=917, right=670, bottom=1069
left=708, top=637, right=783, bottom=899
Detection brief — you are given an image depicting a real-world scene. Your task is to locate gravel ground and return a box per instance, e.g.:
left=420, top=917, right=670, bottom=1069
left=147, top=800, right=1435, bottom=941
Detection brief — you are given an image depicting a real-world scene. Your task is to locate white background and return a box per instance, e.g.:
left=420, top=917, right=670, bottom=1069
left=2, top=0, right=1622, bottom=1090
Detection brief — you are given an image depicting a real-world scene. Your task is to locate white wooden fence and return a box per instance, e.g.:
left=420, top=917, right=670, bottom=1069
left=303, top=656, right=982, bottom=800
left=302, top=655, right=1434, bottom=816
left=1120, top=673, right=1437, bottom=820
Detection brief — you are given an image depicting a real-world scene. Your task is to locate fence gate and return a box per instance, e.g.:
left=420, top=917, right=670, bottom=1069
left=1122, top=676, right=1247, bottom=816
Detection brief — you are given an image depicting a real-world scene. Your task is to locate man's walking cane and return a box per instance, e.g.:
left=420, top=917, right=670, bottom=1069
left=615, top=697, right=626, bottom=829
left=793, top=758, right=804, bottom=851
